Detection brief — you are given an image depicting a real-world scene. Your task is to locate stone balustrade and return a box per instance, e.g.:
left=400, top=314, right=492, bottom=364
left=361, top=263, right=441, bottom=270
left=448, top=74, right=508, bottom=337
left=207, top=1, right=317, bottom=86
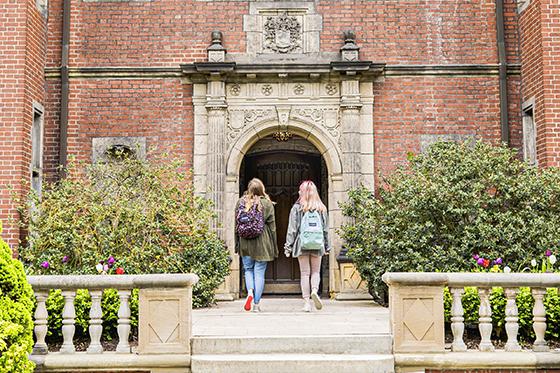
left=383, top=272, right=560, bottom=371
left=28, top=274, right=198, bottom=372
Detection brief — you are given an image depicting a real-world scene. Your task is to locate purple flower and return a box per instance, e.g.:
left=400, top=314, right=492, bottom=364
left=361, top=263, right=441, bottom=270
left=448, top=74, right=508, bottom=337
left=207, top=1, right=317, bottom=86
left=107, top=256, right=116, bottom=267
left=40, top=261, right=50, bottom=269
left=62, top=256, right=69, bottom=264
left=546, top=249, right=552, bottom=257
left=477, top=258, right=485, bottom=266
left=495, top=257, right=503, bottom=265
left=473, top=254, right=480, bottom=260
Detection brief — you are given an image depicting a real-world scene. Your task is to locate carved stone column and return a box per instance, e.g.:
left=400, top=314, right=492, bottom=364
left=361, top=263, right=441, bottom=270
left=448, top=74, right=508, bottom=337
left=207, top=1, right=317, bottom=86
left=339, top=78, right=362, bottom=193
left=206, top=74, right=227, bottom=237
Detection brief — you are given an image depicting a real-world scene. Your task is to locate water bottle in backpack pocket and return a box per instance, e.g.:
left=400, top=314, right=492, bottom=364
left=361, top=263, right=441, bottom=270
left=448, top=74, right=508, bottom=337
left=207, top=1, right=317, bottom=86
left=300, top=210, right=324, bottom=251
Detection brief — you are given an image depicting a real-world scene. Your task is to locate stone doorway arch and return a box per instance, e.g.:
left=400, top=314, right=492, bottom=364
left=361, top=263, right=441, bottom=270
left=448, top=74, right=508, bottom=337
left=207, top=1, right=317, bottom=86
left=224, top=118, right=344, bottom=296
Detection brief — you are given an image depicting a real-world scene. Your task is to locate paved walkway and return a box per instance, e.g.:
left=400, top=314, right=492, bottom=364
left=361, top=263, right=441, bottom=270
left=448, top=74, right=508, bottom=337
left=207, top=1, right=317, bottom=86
left=192, top=298, right=390, bottom=336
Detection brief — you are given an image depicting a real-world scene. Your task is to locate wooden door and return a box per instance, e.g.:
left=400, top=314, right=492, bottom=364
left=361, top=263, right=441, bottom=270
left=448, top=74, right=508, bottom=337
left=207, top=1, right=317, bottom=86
left=242, top=152, right=322, bottom=294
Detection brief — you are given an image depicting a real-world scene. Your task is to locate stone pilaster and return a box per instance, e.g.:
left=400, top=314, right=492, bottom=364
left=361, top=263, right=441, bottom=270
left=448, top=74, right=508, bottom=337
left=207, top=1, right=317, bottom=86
left=340, top=79, right=362, bottom=192
left=206, top=75, right=227, bottom=237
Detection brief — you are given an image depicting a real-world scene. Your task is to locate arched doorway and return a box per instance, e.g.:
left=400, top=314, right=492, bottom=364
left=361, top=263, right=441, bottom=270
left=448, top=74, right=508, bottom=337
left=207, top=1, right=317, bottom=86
left=239, top=136, right=329, bottom=295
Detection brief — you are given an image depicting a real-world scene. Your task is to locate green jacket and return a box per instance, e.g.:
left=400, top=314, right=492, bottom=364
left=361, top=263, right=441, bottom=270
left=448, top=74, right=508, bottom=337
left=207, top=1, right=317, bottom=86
left=234, top=197, right=278, bottom=262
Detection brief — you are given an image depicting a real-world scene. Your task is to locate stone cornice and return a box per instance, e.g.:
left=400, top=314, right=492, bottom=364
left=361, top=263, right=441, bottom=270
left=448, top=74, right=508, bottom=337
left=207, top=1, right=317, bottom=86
left=44, top=63, right=522, bottom=80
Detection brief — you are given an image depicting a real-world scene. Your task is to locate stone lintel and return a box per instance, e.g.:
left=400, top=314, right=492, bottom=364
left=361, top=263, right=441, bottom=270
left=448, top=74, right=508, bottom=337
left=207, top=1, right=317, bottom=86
left=181, top=62, right=386, bottom=83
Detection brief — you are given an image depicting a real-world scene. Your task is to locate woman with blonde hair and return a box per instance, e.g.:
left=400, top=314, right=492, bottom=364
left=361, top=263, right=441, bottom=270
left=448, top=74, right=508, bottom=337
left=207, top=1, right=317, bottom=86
left=284, top=180, right=330, bottom=312
left=235, top=178, right=278, bottom=312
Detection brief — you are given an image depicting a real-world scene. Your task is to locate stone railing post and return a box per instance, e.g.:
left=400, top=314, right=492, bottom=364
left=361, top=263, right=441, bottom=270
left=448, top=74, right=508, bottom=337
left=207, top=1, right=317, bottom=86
left=60, top=290, right=76, bottom=353
left=116, top=289, right=132, bottom=353
left=450, top=287, right=467, bottom=352
left=87, top=290, right=103, bottom=354
left=32, top=291, right=49, bottom=355
left=382, top=273, right=446, bottom=353
left=532, top=288, right=548, bottom=352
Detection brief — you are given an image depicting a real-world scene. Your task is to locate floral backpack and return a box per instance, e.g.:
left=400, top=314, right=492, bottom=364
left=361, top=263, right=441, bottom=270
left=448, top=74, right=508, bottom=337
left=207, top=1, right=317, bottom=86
left=236, top=198, right=265, bottom=239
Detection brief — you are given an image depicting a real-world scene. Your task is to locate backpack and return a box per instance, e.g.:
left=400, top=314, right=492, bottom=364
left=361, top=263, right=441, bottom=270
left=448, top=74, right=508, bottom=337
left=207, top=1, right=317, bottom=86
left=300, top=210, right=324, bottom=251
left=236, top=198, right=265, bottom=239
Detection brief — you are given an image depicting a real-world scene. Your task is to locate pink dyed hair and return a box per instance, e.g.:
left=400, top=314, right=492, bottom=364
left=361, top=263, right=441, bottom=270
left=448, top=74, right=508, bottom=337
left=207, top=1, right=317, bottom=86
left=297, top=180, right=327, bottom=213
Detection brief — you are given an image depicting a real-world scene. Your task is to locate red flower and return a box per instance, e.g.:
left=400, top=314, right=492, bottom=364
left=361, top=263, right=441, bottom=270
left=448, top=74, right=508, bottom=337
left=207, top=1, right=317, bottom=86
left=483, top=259, right=490, bottom=268
left=115, top=267, right=125, bottom=275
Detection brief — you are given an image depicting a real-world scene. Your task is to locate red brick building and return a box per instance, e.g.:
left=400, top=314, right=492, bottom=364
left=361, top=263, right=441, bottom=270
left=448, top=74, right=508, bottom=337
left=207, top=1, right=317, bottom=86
left=1, top=0, right=555, bottom=298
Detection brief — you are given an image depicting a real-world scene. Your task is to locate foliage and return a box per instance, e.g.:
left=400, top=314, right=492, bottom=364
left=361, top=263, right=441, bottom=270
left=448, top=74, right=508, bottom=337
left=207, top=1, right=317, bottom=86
left=17, top=155, right=230, bottom=339
left=340, top=141, right=560, bottom=305
left=0, top=224, right=35, bottom=372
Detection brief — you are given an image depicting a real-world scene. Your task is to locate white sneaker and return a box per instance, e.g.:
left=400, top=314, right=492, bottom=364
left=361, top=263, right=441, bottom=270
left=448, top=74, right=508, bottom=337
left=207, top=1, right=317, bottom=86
left=302, top=300, right=312, bottom=312
left=252, top=303, right=262, bottom=313
left=311, top=291, right=323, bottom=310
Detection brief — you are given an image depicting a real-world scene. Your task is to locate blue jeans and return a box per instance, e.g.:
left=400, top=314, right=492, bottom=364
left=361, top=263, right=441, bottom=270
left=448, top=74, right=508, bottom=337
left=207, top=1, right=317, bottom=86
left=242, top=256, right=267, bottom=304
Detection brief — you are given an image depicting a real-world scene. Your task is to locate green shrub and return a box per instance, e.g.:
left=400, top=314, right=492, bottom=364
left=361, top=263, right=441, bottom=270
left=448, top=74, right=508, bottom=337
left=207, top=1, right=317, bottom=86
left=340, top=141, right=560, bottom=305
left=17, top=155, right=230, bottom=339
left=0, top=224, right=35, bottom=372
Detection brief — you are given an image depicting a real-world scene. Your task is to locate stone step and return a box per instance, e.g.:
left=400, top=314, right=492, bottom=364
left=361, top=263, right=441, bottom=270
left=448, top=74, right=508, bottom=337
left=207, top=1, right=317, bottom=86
left=190, top=353, right=395, bottom=373
left=191, top=334, right=392, bottom=355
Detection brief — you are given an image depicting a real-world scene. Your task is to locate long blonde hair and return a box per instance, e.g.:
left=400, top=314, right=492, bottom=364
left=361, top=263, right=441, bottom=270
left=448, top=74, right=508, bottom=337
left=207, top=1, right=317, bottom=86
left=298, top=180, right=327, bottom=213
left=243, top=178, right=271, bottom=211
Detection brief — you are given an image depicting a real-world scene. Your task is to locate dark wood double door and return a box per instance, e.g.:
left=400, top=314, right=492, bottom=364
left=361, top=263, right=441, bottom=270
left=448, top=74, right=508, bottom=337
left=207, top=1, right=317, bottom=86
left=241, top=151, right=323, bottom=294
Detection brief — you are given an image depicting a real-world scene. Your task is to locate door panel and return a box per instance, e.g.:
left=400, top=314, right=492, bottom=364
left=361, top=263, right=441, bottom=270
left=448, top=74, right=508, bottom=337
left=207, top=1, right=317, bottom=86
left=242, top=152, right=321, bottom=294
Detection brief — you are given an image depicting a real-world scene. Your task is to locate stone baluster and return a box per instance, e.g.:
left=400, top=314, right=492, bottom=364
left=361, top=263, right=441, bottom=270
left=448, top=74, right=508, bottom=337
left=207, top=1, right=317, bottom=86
left=87, top=290, right=103, bottom=353
left=532, top=288, right=549, bottom=352
left=116, top=290, right=131, bottom=353
left=504, top=288, right=521, bottom=351
left=60, top=290, right=76, bottom=353
left=32, top=291, right=49, bottom=355
left=450, top=288, right=467, bottom=351
left=478, top=288, right=494, bottom=351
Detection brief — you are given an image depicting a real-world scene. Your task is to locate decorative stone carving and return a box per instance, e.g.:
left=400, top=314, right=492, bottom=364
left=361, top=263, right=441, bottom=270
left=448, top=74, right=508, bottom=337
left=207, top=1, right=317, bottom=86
left=138, top=288, right=192, bottom=354
left=293, top=83, right=305, bottom=95
left=229, top=84, right=241, bottom=96
left=340, top=30, right=360, bottom=61
left=292, top=107, right=340, bottom=139
left=227, top=108, right=276, bottom=143
left=389, top=284, right=445, bottom=352
left=241, top=2, right=326, bottom=59
left=263, top=13, right=302, bottom=54
left=207, top=31, right=226, bottom=62
left=261, top=84, right=273, bottom=96
left=325, top=83, right=338, bottom=96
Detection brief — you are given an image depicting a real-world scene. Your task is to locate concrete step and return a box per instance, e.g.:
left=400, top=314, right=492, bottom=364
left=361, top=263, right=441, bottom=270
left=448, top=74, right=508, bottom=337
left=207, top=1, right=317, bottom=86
left=190, top=353, right=395, bottom=373
left=191, top=334, right=392, bottom=355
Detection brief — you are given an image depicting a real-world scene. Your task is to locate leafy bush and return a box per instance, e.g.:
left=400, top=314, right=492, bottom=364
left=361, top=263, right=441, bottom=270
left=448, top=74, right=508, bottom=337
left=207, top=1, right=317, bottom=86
left=17, top=155, right=230, bottom=340
left=0, top=223, right=35, bottom=372
left=340, top=141, right=560, bottom=305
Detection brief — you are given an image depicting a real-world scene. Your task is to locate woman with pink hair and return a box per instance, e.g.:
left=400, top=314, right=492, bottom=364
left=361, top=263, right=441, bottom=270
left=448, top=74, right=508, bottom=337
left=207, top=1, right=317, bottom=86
left=284, top=180, right=330, bottom=312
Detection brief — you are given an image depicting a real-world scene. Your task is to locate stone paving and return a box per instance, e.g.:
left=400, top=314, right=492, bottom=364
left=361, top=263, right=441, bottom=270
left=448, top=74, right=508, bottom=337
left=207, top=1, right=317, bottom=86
left=192, top=298, right=390, bottom=337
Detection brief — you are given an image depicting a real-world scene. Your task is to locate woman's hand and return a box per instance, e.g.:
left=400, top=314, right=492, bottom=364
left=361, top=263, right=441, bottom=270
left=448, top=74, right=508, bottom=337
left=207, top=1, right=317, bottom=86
left=284, top=249, right=291, bottom=258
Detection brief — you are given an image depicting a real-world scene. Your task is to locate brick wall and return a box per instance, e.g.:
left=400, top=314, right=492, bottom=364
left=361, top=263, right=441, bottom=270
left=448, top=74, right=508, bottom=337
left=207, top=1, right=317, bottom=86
left=62, top=79, right=193, bottom=166
left=41, top=0, right=522, bottom=176
left=518, top=0, right=560, bottom=167
left=0, top=0, right=46, bottom=248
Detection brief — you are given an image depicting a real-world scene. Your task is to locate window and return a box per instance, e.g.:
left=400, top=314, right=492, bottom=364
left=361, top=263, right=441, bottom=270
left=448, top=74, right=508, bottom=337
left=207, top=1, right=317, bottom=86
left=522, top=100, right=537, bottom=166
left=31, top=104, right=44, bottom=196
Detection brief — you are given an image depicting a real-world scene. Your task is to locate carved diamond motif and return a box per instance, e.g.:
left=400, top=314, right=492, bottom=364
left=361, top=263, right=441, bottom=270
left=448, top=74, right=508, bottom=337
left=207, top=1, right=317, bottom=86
left=403, top=298, right=434, bottom=341
left=148, top=300, right=180, bottom=343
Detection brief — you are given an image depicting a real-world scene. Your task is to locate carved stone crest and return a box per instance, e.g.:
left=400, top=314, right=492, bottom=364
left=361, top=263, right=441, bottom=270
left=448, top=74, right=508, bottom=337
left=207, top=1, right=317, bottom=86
left=263, top=13, right=302, bottom=54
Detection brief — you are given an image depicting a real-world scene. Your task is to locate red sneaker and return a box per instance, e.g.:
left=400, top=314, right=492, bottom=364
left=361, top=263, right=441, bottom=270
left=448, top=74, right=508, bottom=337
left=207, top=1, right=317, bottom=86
left=244, top=294, right=253, bottom=311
